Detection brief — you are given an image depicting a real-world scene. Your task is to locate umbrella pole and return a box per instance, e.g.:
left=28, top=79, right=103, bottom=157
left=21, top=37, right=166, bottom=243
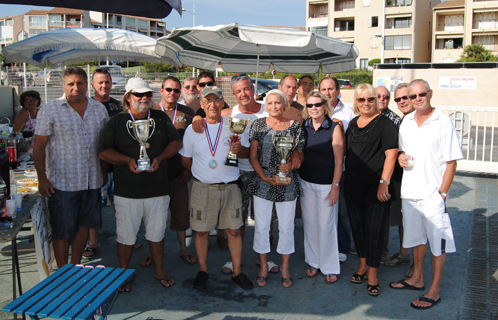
left=87, top=64, right=91, bottom=95
left=255, top=44, right=260, bottom=100
left=44, top=68, right=48, bottom=104
left=23, top=63, right=27, bottom=88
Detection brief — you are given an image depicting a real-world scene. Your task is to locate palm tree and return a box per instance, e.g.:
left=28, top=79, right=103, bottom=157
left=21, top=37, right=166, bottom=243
left=458, top=44, right=498, bottom=62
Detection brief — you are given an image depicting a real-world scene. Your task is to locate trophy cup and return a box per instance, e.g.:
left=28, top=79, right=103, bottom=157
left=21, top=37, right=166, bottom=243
left=225, top=116, right=251, bottom=167
left=272, top=136, right=296, bottom=185
left=126, top=119, right=156, bottom=171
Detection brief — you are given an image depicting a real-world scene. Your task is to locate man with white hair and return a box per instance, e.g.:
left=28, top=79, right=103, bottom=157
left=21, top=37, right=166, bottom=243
left=178, top=76, right=202, bottom=114
left=98, top=77, right=182, bottom=291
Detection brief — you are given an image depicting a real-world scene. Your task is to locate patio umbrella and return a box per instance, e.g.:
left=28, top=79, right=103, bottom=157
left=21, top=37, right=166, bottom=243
left=155, top=23, right=359, bottom=83
left=0, top=0, right=182, bottom=19
left=2, top=28, right=181, bottom=68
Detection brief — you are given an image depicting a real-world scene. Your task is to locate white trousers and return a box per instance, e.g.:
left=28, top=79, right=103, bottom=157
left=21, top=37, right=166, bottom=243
left=253, top=196, right=296, bottom=255
left=300, top=179, right=340, bottom=275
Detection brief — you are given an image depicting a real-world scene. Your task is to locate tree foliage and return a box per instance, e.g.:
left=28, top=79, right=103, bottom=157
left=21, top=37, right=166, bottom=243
left=143, top=62, right=181, bottom=73
left=458, top=44, right=498, bottom=62
left=368, top=58, right=381, bottom=67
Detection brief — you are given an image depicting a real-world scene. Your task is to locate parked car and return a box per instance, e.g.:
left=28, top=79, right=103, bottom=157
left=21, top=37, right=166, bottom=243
left=251, top=78, right=279, bottom=90
left=97, top=65, right=126, bottom=92
left=338, top=79, right=354, bottom=88
left=32, top=70, right=62, bottom=86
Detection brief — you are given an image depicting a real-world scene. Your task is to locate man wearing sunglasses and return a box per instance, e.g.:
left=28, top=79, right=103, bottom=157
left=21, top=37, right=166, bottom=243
left=178, top=77, right=202, bottom=114
left=195, top=72, right=230, bottom=118
left=98, top=77, right=182, bottom=291
left=390, top=79, right=463, bottom=310
left=376, top=86, right=401, bottom=129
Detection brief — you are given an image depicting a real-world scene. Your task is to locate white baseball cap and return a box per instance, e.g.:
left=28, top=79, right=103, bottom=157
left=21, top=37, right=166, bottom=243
left=125, top=77, right=153, bottom=94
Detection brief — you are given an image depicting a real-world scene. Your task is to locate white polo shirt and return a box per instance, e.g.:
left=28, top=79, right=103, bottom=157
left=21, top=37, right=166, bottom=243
left=180, top=120, right=249, bottom=184
left=399, top=108, right=463, bottom=199
left=331, top=100, right=355, bottom=132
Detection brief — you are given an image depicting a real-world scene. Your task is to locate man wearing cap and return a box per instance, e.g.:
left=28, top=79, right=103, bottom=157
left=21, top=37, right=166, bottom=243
left=98, top=77, right=182, bottom=291
left=34, top=66, right=109, bottom=268
left=180, top=86, right=254, bottom=291
left=178, top=76, right=202, bottom=114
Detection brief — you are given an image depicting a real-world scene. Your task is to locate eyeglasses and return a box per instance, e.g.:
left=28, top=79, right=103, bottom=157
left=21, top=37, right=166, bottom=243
left=163, top=87, right=181, bottom=93
left=184, top=85, right=197, bottom=90
left=394, top=95, right=409, bottom=103
left=357, top=97, right=376, bottom=103
left=198, top=81, right=215, bottom=88
left=408, top=92, right=429, bottom=100
left=130, top=91, right=153, bottom=98
left=306, top=102, right=324, bottom=108
left=24, top=98, right=38, bottom=102
left=202, top=98, right=222, bottom=105
left=377, top=94, right=389, bottom=100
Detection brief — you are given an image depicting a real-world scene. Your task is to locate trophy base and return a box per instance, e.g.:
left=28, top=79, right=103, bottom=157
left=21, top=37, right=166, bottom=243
left=136, top=159, right=153, bottom=171
left=273, top=175, right=291, bottom=185
left=225, top=157, right=238, bottom=167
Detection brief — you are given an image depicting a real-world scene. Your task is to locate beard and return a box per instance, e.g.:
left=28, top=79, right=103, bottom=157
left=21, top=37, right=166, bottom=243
left=130, top=99, right=151, bottom=113
left=184, top=92, right=198, bottom=102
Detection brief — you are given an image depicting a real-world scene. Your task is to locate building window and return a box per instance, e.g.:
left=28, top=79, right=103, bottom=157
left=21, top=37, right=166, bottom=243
left=473, top=35, right=497, bottom=51
left=371, top=16, right=378, bottom=27
left=28, top=16, right=47, bottom=27
left=388, top=17, right=412, bottom=29
left=360, top=59, right=369, bottom=70
left=335, top=19, right=354, bottom=31
left=387, top=0, right=412, bottom=6
left=436, top=38, right=463, bottom=49
left=28, top=28, right=45, bottom=37
left=385, top=58, right=410, bottom=63
left=310, top=26, right=328, bottom=35
left=309, top=3, right=328, bottom=19
left=335, top=0, right=354, bottom=11
left=385, top=35, right=411, bottom=50
left=363, top=0, right=370, bottom=6
left=125, top=17, right=136, bottom=28
left=49, top=14, right=63, bottom=26
left=474, top=12, right=498, bottom=29
left=138, top=19, right=147, bottom=29
left=370, top=37, right=378, bottom=48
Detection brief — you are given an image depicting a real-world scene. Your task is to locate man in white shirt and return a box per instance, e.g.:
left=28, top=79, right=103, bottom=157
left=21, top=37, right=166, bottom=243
left=178, top=76, right=202, bottom=114
left=180, top=86, right=254, bottom=291
left=389, top=79, right=463, bottom=310
left=319, top=77, right=355, bottom=262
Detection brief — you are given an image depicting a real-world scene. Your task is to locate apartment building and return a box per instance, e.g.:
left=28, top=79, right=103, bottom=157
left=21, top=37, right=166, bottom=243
left=89, top=12, right=166, bottom=39
left=432, top=0, right=498, bottom=63
left=306, top=0, right=439, bottom=69
left=0, top=14, right=24, bottom=48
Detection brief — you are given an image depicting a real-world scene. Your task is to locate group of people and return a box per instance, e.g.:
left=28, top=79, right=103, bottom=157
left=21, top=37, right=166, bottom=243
left=30, top=66, right=462, bottom=310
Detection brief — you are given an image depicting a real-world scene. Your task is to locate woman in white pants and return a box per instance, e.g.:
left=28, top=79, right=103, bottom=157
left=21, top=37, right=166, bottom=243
left=247, top=90, right=304, bottom=288
left=299, top=92, right=344, bottom=283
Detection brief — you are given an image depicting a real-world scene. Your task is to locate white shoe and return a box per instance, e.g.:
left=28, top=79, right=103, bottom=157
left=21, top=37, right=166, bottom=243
left=339, top=253, right=347, bottom=262
left=185, top=227, right=192, bottom=237
left=209, top=229, right=217, bottom=236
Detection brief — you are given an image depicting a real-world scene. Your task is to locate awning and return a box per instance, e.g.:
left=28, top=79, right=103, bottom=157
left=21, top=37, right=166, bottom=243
left=436, top=34, right=464, bottom=39
left=474, top=8, right=498, bottom=13
left=473, top=32, right=498, bottom=37
left=307, top=19, right=329, bottom=27
left=385, top=13, right=412, bottom=19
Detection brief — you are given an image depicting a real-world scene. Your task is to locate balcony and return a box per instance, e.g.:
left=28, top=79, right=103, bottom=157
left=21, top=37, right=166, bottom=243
left=49, top=20, right=63, bottom=27
left=437, top=22, right=464, bottom=32
left=334, top=19, right=354, bottom=32
left=386, top=0, right=412, bottom=7
left=66, top=21, right=81, bottom=28
left=309, top=3, right=328, bottom=19
left=334, top=0, right=354, bottom=12
left=474, top=19, right=498, bottom=29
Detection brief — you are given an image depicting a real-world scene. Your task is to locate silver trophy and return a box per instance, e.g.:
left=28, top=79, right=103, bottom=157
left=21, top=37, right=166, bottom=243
left=126, top=119, right=156, bottom=171
left=272, top=136, right=296, bottom=184
left=224, top=116, right=251, bottom=167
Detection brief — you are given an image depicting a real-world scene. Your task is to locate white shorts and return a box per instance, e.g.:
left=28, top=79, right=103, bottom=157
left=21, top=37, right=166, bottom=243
left=114, top=195, right=170, bottom=245
left=402, top=195, right=456, bottom=256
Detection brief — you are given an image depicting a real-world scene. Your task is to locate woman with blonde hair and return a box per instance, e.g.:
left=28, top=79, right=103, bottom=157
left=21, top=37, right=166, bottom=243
left=345, top=83, right=398, bottom=296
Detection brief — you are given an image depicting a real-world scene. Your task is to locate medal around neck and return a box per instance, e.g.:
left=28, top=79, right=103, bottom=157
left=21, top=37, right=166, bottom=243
left=126, top=119, right=156, bottom=171
left=225, top=116, right=251, bottom=167
left=272, top=135, right=296, bottom=185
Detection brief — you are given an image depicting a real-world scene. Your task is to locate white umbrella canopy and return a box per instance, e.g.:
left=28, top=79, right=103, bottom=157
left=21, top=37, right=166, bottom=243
left=155, top=23, right=359, bottom=74
left=2, top=28, right=181, bottom=68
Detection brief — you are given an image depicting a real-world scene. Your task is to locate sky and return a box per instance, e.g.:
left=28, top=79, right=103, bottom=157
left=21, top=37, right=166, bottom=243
left=0, top=0, right=306, bottom=30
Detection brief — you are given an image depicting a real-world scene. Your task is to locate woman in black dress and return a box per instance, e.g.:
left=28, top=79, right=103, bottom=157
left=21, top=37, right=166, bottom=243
left=344, top=83, right=398, bottom=296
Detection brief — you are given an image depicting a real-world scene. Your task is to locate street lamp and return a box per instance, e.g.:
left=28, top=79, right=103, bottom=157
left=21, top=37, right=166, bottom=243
left=182, top=5, right=195, bottom=27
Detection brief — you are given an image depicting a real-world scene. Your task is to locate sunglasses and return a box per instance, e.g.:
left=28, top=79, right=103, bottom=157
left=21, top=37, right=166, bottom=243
left=408, top=92, right=429, bottom=100
left=394, top=95, right=409, bottom=103
left=357, top=97, right=376, bottom=103
left=163, top=87, right=181, bottom=93
left=184, top=85, right=197, bottom=90
left=202, top=98, right=223, bottom=105
left=377, top=94, right=389, bottom=100
left=130, top=91, right=153, bottom=98
left=24, top=98, right=38, bottom=102
left=198, top=81, right=215, bottom=88
left=306, top=102, right=324, bottom=108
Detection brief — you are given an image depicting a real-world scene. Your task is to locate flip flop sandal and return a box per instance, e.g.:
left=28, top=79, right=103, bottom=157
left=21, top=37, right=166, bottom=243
left=306, top=266, right=320, bottom=278
left=411, top=296, right=441, bottom=309
left=133, top=242, right=143, bottom=251
left=267, top=261, right=279, bottom=274
left=389, top=279, right=425, bottom=291
left=221, top=261, right=233, bottom=274
left=155, top=276, right=174, bottom=288
left=140, top=256, right=153, bottom=267
left=180, top=254, right=198, bottom=265
left=82, top=247, right=99, bottom=259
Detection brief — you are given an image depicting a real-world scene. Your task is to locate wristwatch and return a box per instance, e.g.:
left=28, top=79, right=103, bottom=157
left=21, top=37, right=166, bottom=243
left=379, top=180, right=390, bottom=185
left=439, top=191, right=448, bottom=197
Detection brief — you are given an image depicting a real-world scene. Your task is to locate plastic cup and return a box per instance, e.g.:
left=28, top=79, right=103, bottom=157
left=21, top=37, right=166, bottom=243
left=19, top=162, right=27, bottom=170
left=12, top=194, right=22, bottom=211
left=6, top=199, right=16, bottom=219
left=402, top=154, right=415, bottom=167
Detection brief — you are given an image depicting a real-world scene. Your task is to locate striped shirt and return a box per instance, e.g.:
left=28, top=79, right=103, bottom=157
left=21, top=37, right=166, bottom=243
left=36, top=94, right=109, bottom=191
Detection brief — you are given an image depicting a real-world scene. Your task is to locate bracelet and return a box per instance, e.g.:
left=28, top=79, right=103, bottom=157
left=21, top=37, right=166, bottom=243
left=439, top=191, right=448, bottom=197
left=379, top=180, right=390, bottom=185
left=332, top=183, right=339, bottom=187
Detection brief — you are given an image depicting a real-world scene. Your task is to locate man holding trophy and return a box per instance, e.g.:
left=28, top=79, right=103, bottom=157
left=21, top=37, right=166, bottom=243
left=97, top=77, right=182, bottom=291
left=180, top=86, right=254, bottom=291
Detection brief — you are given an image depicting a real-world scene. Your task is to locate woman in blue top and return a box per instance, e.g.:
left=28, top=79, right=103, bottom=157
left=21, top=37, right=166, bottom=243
left=299, top=92, right=345, bottom=284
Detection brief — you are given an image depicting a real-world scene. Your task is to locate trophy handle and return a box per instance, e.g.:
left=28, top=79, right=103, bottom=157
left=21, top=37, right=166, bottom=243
left=126, top=120, right=136, bottom=140
left=148, top=119, right=156, bottom=140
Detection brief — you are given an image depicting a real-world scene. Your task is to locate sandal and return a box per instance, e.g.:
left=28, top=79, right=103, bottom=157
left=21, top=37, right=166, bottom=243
left=82, top=247, right=99, bottom=259
left=367, top=283, right=380, bottom=296
left=139, top=255, right=153, bottom=267
left=350, top=272, right=368, bottom=284
left=325, top=274, right=338, bottom=284
left=133, top=242, right=143, bottom=251
left=306, top=266, right=320, bottom=278
left=282, top=277, right=293, bottom=288
left=221, top=261, right=233, bottom=274
left=255, top=261, right=279, bottom=274
left=256, top=276, right=267, bottom=287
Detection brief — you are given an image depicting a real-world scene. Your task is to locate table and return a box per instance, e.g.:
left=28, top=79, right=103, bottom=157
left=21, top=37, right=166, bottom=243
left=2, top=264, right=135, bottom=320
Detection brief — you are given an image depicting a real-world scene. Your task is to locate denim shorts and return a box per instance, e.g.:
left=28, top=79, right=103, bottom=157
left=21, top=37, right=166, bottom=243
left=48, top=188, right=102, bottom=240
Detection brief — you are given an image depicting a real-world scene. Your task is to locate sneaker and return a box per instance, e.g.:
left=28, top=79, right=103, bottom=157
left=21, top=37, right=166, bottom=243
left=209, top=229, right=217, bottom=236
left=350, top=246, right=357, bottom=255
left=385, top=252, right=411, bottom=267
left=339, top=253, right=347, bottom=262
left=193, top=271, right=209, bottom=290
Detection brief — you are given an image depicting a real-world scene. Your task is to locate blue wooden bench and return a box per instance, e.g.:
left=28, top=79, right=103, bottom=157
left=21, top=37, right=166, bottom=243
left=2, top=264, right=135, bottom=320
